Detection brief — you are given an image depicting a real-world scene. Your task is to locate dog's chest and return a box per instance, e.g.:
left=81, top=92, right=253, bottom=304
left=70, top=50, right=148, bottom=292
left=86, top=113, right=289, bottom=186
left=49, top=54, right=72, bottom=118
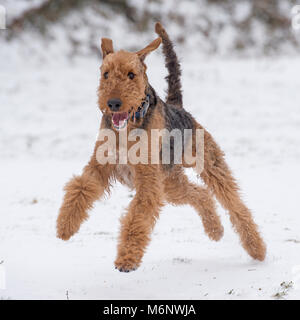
left=115, top=164, right=135, bottom=189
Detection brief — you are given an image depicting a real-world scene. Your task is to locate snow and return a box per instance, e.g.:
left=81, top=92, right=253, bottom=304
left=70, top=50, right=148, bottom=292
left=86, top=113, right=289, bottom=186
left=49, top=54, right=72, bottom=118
left=1, top=14, right=300, bottom=299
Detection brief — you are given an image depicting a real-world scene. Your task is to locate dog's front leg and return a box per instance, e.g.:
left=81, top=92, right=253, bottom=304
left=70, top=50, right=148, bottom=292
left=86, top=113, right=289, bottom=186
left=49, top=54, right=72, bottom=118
left=115, top=164, right=164, bottom=272
left=56, top=141, right=114, bottom=241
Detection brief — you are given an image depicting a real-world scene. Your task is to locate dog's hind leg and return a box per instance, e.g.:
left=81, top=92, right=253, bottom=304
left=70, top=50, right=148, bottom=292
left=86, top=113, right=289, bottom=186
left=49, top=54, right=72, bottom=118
left=164, top=167, right=224, bottom=241
left=56, top=141, right=114, bottom=240
left=191, top=123, right=266, bottom=260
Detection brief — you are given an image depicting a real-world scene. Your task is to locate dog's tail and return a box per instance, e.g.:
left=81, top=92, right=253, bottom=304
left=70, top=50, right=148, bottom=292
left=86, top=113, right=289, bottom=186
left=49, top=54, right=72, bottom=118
left=155, top=22, right=183, bottom=108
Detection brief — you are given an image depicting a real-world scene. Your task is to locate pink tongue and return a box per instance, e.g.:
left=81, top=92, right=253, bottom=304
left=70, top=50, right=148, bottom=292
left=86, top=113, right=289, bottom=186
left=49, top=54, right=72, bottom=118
left=112, top=112, right=127, bottom=126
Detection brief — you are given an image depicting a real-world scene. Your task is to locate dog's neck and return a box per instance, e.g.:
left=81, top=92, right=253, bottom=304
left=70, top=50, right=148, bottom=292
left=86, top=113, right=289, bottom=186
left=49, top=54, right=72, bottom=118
left=134, top=84, right=157, bottom=129
left=133, top=85, right=156, bottom=117
left=131, top=93, right=150, bottom=123
left=145, top=84, right=157, bottom=106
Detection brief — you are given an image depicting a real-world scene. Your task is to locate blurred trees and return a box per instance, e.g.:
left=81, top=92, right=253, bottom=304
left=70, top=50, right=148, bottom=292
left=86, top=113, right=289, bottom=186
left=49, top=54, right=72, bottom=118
left=7, top=0, right=136, bottom=35
left=5, top=0, right=300, bottom=55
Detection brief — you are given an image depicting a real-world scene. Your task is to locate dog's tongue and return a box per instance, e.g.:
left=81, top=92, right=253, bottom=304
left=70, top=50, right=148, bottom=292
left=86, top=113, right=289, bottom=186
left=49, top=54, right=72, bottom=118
left=112, top=112, right=128, bottom=126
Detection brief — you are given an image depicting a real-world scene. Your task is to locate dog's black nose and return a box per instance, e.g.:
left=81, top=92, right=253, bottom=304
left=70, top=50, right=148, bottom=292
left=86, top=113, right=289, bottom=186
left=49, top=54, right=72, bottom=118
left=107, top=98, right=122, bottom=111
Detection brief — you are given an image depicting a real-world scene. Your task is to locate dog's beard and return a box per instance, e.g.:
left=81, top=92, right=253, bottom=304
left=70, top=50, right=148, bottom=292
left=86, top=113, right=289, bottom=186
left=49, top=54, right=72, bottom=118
left=112, top=112, right=129, bottom=130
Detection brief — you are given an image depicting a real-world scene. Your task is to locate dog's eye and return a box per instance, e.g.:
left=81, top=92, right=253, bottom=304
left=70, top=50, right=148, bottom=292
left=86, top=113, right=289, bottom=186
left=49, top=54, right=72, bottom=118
left=128, top=72, right=135, bottom=80
left=103, top=72, right=109, bottom=79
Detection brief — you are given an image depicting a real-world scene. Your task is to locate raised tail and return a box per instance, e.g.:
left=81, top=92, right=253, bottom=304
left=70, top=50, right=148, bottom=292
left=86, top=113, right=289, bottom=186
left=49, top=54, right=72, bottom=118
left=155, top=22, right=183, bottom=108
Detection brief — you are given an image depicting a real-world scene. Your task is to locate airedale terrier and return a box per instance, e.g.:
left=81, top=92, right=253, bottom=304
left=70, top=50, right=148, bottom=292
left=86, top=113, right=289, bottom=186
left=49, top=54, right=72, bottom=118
left=56, top=23, right=266, bottom=272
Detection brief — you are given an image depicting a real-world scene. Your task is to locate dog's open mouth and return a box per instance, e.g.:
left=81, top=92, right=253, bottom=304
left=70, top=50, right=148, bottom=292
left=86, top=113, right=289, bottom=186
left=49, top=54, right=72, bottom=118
left=112, top=112, right=129, bottom=130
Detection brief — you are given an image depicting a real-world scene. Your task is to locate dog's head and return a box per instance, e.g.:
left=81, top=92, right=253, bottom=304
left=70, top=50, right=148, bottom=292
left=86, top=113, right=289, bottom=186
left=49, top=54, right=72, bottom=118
left=98, top=37, right=161, bottom=131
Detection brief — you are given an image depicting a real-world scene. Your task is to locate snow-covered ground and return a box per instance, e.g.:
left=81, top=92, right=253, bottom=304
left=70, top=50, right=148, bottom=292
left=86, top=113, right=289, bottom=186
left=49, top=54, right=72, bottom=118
left=1, top=36, right=300, bottom=299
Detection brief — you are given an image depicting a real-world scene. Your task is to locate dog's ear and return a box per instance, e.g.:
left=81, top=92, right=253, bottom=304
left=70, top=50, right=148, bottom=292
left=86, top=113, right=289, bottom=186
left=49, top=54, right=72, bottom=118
left=136, top=37, right=162, bottom=61
left=101, top=38, right=114, bottom=59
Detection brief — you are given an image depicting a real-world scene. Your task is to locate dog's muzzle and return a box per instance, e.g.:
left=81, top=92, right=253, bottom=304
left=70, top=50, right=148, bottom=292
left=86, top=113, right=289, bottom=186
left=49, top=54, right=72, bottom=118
left=112, top=112, right=129, bottom=130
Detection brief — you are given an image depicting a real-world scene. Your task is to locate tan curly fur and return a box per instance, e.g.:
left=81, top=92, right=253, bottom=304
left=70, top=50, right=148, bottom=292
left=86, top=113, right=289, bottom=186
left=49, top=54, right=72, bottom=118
left=56, top=22, right=266, bottom=272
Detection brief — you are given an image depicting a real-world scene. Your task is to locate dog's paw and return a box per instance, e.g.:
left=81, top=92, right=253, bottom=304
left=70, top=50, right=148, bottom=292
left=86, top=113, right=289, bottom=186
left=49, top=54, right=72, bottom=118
left=57, top=227, right=73, bottom=241
left=114, top=257, right=139, bottom=273
left=56, top=219, right=78, bottom=241
left=56, top=209, right=86, bottom=241
left=208, top=225, right=224, bottom=242
left=246, top=236, right=267, bottom=261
